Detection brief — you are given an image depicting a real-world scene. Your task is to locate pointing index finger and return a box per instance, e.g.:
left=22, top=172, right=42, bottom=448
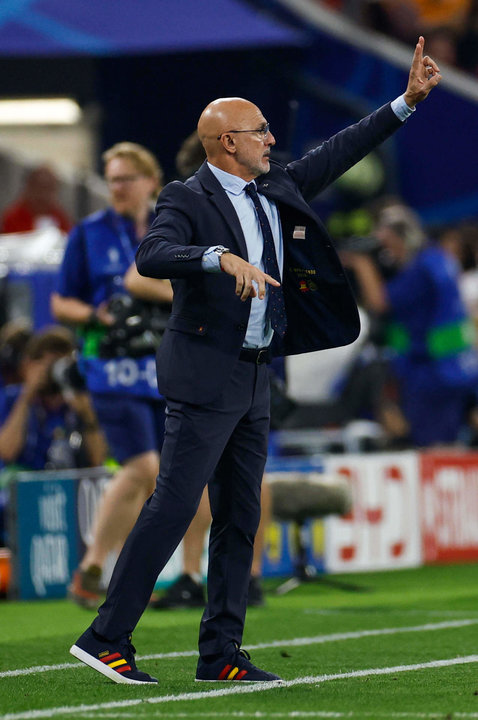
left=412, top=35, right=425, bottom=69
left=264, top=273, right=281, bottom=287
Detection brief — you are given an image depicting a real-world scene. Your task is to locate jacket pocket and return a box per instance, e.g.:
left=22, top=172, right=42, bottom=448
left=168, top=314, right=207, bottom=336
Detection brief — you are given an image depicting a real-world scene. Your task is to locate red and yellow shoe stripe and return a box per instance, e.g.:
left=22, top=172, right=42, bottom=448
left=217, top=664, right=248, bottom=681
left=98, top=651, right=132, bottom=674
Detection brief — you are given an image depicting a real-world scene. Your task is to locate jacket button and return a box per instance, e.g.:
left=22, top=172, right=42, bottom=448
left=235, top=323, right=247, bottom=331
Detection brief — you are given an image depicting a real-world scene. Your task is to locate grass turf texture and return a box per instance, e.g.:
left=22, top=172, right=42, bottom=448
left=1, top=564, right=478, bottom=720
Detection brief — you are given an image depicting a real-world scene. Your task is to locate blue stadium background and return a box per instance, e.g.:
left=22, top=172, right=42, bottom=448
left=0, top=0, right=476, bottom=227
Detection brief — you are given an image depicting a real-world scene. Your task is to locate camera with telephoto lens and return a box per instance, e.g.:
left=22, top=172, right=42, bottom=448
left=98, top=294, right=170, bottom=359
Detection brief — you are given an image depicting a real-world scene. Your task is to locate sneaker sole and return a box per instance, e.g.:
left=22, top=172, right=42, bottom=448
left=69, top=644, right=158, bottom=685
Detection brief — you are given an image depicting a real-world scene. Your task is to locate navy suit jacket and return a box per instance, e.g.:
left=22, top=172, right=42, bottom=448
left=136, top=102, right=404, bottom=404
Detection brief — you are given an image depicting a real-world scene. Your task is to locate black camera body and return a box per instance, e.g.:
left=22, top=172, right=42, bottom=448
left=98, top=294, right=170, bottom=359
left=49, top=355, right=86, bottom=393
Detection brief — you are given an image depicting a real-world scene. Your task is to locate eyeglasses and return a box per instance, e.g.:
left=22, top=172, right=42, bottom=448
left=106, top=174, right=143, bottom=186
left=216, top=123, right=270, bottom=141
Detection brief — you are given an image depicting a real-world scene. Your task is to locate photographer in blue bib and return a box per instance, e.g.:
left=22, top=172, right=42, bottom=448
left=51, top=142, right=172, bottom=607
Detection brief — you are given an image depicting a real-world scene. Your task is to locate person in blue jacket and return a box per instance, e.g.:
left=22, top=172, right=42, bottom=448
left=0, top=325, right=106, bottom=471
left=343, top=203, right=478, bottom=446
left=51, top=142, right=172, bottom=608
left=70, top=38, right=441, bottom=686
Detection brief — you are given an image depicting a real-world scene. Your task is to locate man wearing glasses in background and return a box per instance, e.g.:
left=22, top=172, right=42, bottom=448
left=70, top=38, right=440, bottom=686
left=52, top=143, right=172, bottom=609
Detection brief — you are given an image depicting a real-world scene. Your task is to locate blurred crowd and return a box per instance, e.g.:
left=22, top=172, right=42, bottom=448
left=279, top=198, right=478, bottom=452
left=321, top=0, right=478, bottom=74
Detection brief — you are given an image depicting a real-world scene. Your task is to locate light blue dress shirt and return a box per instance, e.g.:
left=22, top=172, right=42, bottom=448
left=204, top=162, right=283, bottom=348
left=390, top=94, right=415, bottom=121
left=202, top=95, right=414, bottom=348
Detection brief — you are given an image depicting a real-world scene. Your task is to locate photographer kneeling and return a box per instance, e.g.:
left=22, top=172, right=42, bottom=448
left=0, top=325, right=106, bottom=471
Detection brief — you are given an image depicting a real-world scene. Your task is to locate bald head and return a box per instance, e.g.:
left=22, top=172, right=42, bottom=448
left=197, top=97, right=274, bottom=180
left=198, top=97, right=259, bottom=152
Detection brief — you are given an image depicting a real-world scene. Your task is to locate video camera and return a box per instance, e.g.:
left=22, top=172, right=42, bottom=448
left=98, top=294, right=170, bottom=359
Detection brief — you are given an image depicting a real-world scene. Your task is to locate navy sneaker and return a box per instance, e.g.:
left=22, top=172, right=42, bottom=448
left=70, top=627, right=158, bottom=685
left=196, top=641, right=282, bottom=683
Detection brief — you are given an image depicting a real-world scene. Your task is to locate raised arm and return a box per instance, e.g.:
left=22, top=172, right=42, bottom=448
left=287, top=36, right=441, bottom=202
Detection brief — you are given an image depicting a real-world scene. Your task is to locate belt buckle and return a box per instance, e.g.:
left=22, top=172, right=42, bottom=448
left=256, top=348, right=267, bottom=365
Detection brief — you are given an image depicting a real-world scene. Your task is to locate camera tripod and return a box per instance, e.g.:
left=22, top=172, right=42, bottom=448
left=275, top=520, right=369, bottom=596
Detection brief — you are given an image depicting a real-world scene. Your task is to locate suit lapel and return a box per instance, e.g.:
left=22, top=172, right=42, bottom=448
left=196, top=163, right=249, bottom=260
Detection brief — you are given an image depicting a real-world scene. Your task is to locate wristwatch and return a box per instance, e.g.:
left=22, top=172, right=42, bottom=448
left=214, top=246, right=230, bottom=272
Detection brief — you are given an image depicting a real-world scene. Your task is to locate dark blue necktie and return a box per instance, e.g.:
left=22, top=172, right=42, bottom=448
left=245, top=183, right=287, bottom=338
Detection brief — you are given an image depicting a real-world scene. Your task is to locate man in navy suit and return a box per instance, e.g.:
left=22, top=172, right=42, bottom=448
left=70, top=37, right=440, bottom=685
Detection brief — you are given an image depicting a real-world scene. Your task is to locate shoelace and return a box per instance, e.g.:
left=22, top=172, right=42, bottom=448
left=237, top=648, right=251, bottom=661
left=230, top=642, right=251, bottom=663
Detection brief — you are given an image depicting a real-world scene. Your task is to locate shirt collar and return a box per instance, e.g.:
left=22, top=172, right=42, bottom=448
left=207, top=162, right=255, bottom=196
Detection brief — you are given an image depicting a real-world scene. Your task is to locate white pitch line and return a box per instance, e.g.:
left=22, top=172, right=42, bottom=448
left=0, top=661, right=87, bottom=679
left=68, top=713, right=478, bottom=719
left=303, top=609, right=478, bottom=617
left=64, top=712, right=478, bottom=720
left=65, top=713, right=478, bottom=720
left=1, top=655, right=477, bottom=720
left=1, top=618, right=477, bottom=679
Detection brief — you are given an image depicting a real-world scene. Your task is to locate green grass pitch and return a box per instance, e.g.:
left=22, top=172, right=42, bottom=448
left=1, top=563, right=478, bottom=720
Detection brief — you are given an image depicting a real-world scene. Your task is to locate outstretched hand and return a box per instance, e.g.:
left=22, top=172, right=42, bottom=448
left=219, top=252, right=280, bottom=302
left=404, top=36, right=442, bottom=108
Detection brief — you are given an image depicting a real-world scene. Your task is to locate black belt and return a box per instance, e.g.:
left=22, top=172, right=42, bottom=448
left=239, top=347, right=270, bottom=365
